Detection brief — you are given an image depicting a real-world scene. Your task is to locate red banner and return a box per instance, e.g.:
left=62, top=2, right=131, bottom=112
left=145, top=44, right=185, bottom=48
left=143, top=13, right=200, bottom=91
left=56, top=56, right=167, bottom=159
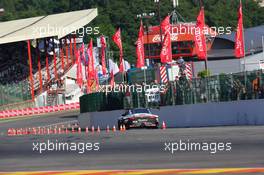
left=160, top=32, right=172, bottom=64
left=160, top=16, right=172, bottom=64
left=112, top=28, right=124, bottom=72
left=194, top=7, right=207, bottom=60
left=136, top=20, right=145, bottom=68
left=87, top=39, right=95, bottom=93
left=235, top=0, right=245, bottom=58
left=60, top=47, right=64, bottom=71
left=76, top=49, right=83, bottom=88
left=87, top=39, right=95, bottom=78
left=161, top=15, right=171, bottom=33
left=100, top=36, right=107, bottom=75
left=80, top=43, right=86, bottom=62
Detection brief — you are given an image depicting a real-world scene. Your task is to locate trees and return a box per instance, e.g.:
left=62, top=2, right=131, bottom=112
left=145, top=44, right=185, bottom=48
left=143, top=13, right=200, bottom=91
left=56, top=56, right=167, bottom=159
left=0, top=0, right=263, bottom=63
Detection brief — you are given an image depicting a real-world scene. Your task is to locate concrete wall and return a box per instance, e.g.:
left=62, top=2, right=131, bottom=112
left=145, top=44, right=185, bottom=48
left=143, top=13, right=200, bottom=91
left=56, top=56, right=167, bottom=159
left=78, top=99, right=264, bottom=129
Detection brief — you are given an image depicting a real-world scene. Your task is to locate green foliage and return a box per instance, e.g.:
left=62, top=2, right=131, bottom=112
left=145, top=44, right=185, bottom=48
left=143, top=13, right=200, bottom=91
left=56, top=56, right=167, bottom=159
left=0, top=0, right=263, bottom=64
left=198, top=69, right=211, bottom=78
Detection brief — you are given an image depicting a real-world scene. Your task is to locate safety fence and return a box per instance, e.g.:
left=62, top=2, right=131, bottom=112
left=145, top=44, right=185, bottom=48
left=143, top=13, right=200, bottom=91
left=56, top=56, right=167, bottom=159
left=80, top=70, right=264, bottom=112
left=167, top=69, right=264, bottom=105
left=0, top=102, right=79, bottom=119
left=142, top=69, right=264, bottom=107
left=0, top=80, right=31, bottom=106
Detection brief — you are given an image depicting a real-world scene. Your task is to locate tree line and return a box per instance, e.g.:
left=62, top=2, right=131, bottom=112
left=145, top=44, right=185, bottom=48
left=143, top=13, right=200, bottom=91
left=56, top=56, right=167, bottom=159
left=0, top=0, right=263, bottom=63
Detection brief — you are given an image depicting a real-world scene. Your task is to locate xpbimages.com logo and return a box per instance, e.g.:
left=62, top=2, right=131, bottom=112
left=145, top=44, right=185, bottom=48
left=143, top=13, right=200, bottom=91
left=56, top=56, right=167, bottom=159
left=32, top=140, right=100, bottom=154
left=164, top=140, right=232, bottom=154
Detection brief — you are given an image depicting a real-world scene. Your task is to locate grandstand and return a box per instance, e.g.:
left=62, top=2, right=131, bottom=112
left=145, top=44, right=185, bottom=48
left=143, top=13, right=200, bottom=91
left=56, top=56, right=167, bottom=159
left=0, top=8, right=98, bottom=110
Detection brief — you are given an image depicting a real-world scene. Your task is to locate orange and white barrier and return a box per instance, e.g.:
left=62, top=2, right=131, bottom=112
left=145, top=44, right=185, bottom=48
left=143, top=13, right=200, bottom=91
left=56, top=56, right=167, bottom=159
left=0, top=102, right=80, bottom=119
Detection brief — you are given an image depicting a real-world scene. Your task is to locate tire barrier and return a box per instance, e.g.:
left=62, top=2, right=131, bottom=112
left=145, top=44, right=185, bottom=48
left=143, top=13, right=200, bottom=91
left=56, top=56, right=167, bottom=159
left=0, top=102, right=80, bottom=119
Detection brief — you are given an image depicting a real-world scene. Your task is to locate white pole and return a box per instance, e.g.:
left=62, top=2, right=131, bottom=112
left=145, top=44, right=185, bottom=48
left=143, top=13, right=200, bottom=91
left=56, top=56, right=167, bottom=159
left=172, top=0, right=179, bottom=8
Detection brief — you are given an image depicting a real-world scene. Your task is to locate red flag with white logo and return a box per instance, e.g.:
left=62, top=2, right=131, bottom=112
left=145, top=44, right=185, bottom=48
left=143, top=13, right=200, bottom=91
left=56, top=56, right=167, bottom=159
left=161, top=15, right=171, bottom=33
left=160, top=32, right=172, bottom=64
left=80, top=43, right=86, bottom=62
left=87, top=39, right=95, bottom=78
left=136, top=20, right=145, bottom=68
left=194, top=7, right=207, bottom=60
left=76, top=49, right=83, bottom=88
left=100, top=36, right=107, bottom=75
left=112, top=28, right=124, bottom=72
left=86, top=39, right=95, bottom=93
left=160, top=16, right=172, bottom=64
left=235, top=0, right=245, bottom=58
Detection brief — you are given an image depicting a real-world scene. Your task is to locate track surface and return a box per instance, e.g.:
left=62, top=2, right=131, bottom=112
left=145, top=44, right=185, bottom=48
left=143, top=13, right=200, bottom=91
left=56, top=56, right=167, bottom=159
left=0, top=112, right=264, bottom=174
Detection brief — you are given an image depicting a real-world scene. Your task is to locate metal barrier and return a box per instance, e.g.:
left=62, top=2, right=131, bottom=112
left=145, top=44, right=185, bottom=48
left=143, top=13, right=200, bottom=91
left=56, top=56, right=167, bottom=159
left=80, top=69, right=264, bottom=112
left=0, top=80, right=31, bottom=106
left=156, top=70, right=264, bottom=107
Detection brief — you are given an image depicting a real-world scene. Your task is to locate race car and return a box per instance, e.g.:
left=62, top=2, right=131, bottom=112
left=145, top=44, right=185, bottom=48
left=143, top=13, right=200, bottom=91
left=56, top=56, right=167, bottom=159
left=118, top=108, right=159, bottom=129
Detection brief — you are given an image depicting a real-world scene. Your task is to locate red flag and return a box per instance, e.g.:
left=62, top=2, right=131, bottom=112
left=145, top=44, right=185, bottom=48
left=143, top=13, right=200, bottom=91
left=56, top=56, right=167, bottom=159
left=86, top=65, right=92, bottom=94
left=86, top=39, right=98, bottom=93
left=112, top=28, right=124, bottom=72
left=60, top=47, right=64, bottom=71
left=100, top=36, right=107, bottom=75
left=76, top=49, right=83, bottom=88
left=110, top=70, right=115, bottom=88
left=235, top=0, right=245, bottom=58
left=160, top=16, right=172, bottom=64
left=160, top=32, right=172, bottom=64
left=95, top=66, right=99, bottom=91
left=194, top=7, right=207, bottom=60
left=80, top=43, right=86, bottom=62
left=136, top=20, right=145, bottom=68
left=161, top=15, right=171, bottom=34
left=87, top=39, right=95, bottom=79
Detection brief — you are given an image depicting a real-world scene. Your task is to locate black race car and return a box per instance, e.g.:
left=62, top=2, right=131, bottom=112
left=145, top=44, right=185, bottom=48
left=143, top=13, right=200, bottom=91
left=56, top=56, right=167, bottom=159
left=118, top=108, right=159, bottom=129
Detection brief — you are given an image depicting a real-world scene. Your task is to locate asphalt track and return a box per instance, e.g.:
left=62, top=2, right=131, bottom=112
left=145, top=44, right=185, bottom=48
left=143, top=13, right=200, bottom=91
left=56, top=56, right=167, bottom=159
left=0, top=112, right=264, bottom=174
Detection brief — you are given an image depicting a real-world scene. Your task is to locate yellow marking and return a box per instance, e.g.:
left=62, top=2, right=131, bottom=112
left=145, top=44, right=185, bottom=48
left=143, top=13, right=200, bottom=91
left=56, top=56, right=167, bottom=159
left=1, top=168, right=264, bottom=175
left=180, top=168, right=243, bottom=174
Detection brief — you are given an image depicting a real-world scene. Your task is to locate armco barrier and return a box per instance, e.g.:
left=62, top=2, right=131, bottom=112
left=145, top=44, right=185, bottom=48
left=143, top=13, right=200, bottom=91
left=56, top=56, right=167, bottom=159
left=0, top=102, right=80, bottom=119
